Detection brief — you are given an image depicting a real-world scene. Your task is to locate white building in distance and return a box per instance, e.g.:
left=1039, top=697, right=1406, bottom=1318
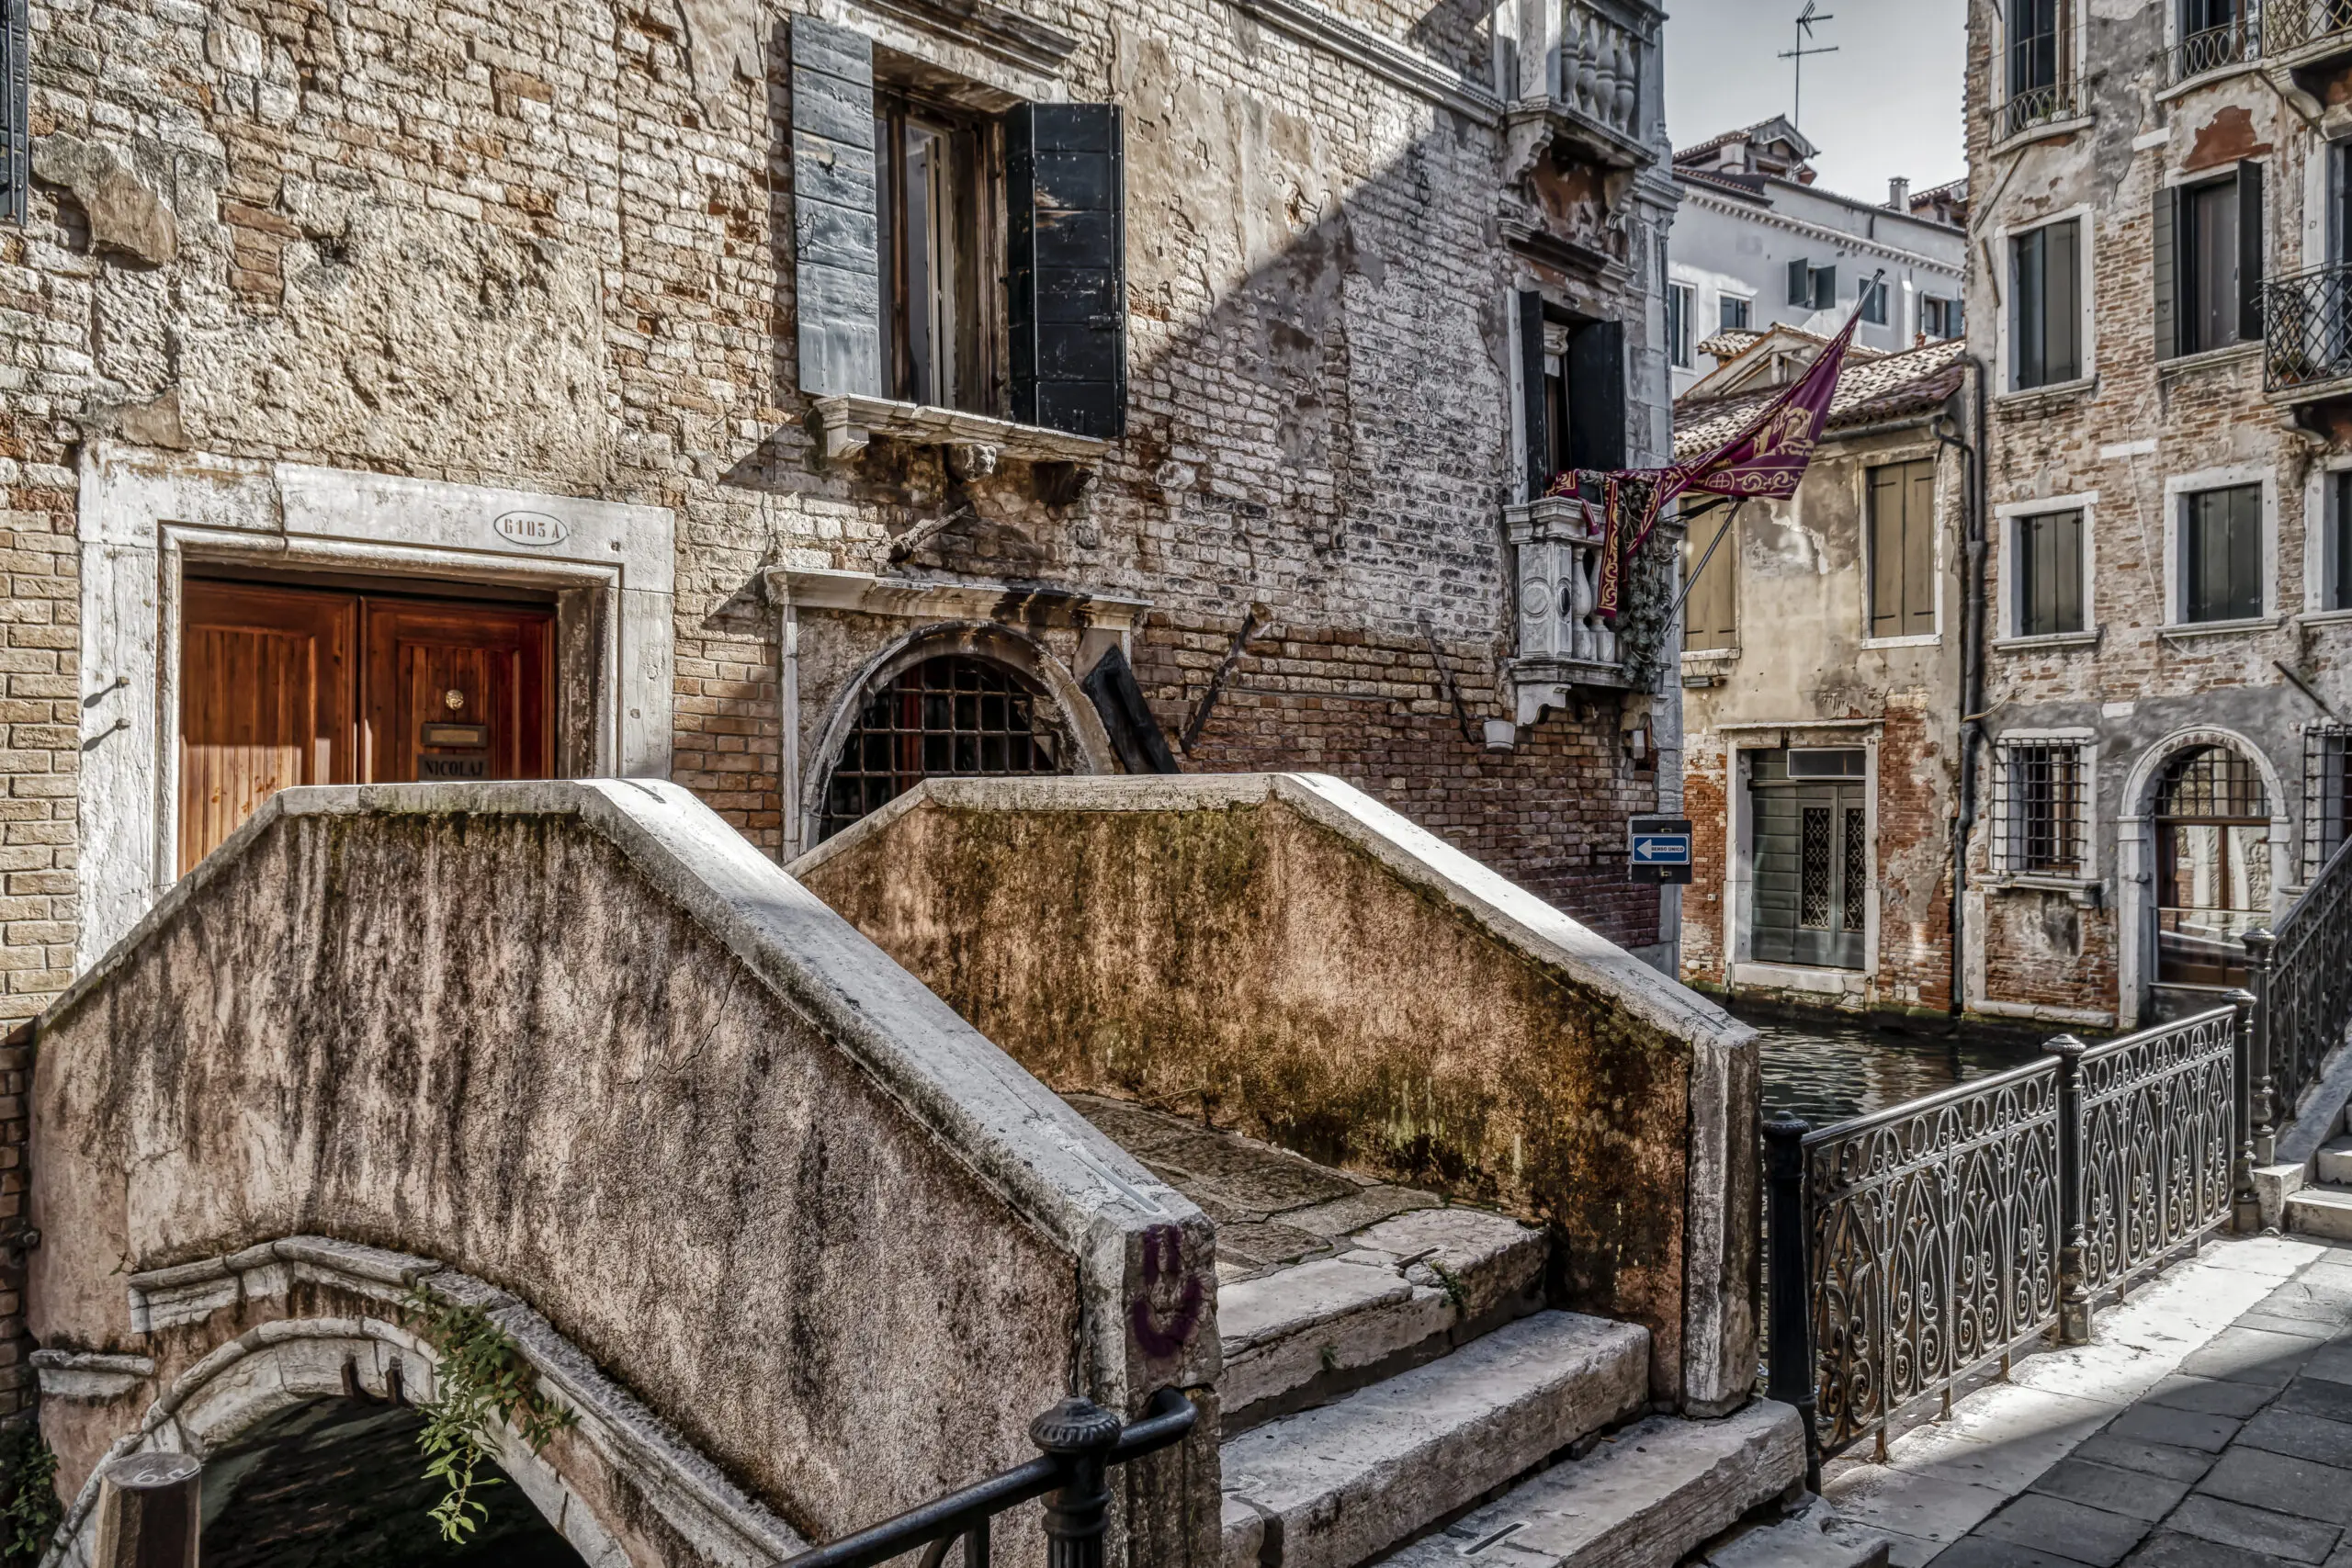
left=1665, top=117, right=1968, bottom=398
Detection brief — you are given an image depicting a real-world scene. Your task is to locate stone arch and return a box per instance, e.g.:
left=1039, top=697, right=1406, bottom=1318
left=2115, top=726, right=2294, bottom=1027
left=800, top=619, right=1117, bottom=847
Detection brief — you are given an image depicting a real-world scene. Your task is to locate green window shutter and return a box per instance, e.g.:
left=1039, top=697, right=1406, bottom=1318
left=1008, top=103, right=1126, bottom=438
left=1788, top=258, right=1811, bottom=306
left=791, top=17, right=881, bottom=399
left=1868, top=467, right=1901, bottom=637
left=1814, top=265, right=1838, bottom=310
left=2154, top=183, right=2177, bottom=361
left=2238, top=159, right=2266, bottom=343
left=2048, top=220, right=2082, bottom=381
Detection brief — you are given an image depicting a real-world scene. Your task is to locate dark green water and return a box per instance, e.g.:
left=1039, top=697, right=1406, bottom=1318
left=1739, top=1001, right=2052, bottom=1131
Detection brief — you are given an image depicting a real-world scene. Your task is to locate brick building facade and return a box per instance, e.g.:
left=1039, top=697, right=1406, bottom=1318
left=1671, top=330, right=1969, bottom=1014
left=1961, top=0, right=2352, bottom=1031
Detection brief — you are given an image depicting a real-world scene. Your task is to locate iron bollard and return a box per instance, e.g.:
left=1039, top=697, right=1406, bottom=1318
left=1764, top=1111, right=1820, bottom=1492
left=92, top=1451, right=200, bottom=1568
left=2046, top=1033, right=2093, bottom=1347
left=2229, top=987, right=2260, bottom=1233
left=2244, top=928, right=2278, bottom=1166
left=1030, top=1397, right=1123, bottom=1568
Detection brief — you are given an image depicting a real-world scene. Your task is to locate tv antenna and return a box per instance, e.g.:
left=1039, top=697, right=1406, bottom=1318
left=1778, top=2, right=1838, bottom=132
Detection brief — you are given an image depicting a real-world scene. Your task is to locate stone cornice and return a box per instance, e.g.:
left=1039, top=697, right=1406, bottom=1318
left=1679, top=186, right=1965, bottom=277
left=1222, top=0, right=1502, bottom=123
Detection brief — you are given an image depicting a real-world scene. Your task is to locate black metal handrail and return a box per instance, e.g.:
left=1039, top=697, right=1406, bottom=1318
left=2245, top=832, right=2352, bottom=1138
left=1995, top=80, right=2083, bottom=141
left=1769, top=1004, right=2241, bottom=1479
left=2171, top=18, right=2259, bottom=80
left=2264, top=263, right=2352, bottom=393
left=791, top=1388, right=1197, bottom=1568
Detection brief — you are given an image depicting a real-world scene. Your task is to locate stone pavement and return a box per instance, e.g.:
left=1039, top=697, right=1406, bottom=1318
left=1826, top=1235, right=2352, bottom=1565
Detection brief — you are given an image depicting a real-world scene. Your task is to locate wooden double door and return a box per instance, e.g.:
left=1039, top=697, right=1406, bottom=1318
left=179, top=580, right=554, bottom=874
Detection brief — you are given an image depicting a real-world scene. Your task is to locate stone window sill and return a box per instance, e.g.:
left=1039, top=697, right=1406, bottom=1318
left=1995, top=628, right=2100, bottom=652
left=1996, top=376, right=2096, bottom=412
left=807, top=395, right=1108, bottom=500
left=1984, top=873, right=2103, bottom=906
left=2298, top=606, right=2352, bottom=626
left=2158, top=341, right=2261, bottom=379
left=2155, top=61, right=2263, bottom=103
left=2160, top=615, right=2285, bottom=641
left=1989, top=114, right=2095, bottom=158
left=1680, top=646, right=1741, bottom=664
left=1860, top=632, right=1941, bottom=650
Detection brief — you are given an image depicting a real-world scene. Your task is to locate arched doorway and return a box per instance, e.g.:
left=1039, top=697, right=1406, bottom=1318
left=200, top=1397, right=584, bottom=1567
left=819, top=654, right=1073, bottom=840
left=2154, top=744, right=2272, bottom=989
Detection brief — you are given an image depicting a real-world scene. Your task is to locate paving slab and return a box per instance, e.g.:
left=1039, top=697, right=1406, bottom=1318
left=1932, top=1540, right=2095, bottom=1568
left=2281, top=1374, right=2352, bottom=1423
left=2131, top=1527, right=2319, bottom=1566
left=2108, top=1404, right=2245, bottom=1454
left=2177, top=1326, right=2323, bottom=1390
left=2071, top=1434, right=2219, bottom=1484
left=2236, top=1406, right=2352, bottom=1469
left=2195, top=1444, right=2352, bottom=1525
left=2145, top=1376, right=2277, bottom=1419
left=2165, top=1495, right=2342, bottom=1564
left=1876, top=1388, right=2118, bottom=1494
left=1821, top=1467, right=2008, bottom=1552
left=1969, top=1492, right=2150, bottom=1565
left=2028, top=1456, right=2194, bottom=1521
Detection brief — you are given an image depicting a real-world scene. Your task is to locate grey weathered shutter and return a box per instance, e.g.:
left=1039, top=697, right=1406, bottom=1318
left=1905, top=460, right=1937, bottom=635
left=792, top=18, right=881, bottom=399
left=1566, top=321, right=1626, bottom=472
left=1788, top=258, right=1811, bottom=306
left=2154, top=184, right=2177, bottom=361
left=1082, top=644, right=1178, bottom=774
left=1, top=0, right=25, bottom=226
left=1008, top=104, right=1125, bottom=438
left=2239, top=159, right=2266, bottom=343
left=1814, top=266, right=1838, bottom=310
left=1868, top=466, right=1901, bottom=637
left=1519, top=290, right=1548, bottom=499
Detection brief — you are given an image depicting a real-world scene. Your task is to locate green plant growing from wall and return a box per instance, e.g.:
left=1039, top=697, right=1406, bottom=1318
left=406, top=1283, right=577, bottom=1544
left=0, top=1424, right=61, bottom=1564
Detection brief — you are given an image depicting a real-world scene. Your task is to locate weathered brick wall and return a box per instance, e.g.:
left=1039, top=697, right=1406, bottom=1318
left=0, top=422, right=77, bottom=1029
left=1961, top=6, right=2352, bottom=1023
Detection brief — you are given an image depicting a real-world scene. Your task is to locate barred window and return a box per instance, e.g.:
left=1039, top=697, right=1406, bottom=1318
left=2, top=0, right=25, bottom=226
left=1996, top=740, right=2088, bottom=875
left=819, top=656, right=1067, bottom=840
left=2308, top=725, right=2352, bottom=881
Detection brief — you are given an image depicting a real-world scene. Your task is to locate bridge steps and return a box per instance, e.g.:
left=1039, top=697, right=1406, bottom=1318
left=2287, top=1104, right=2352, bottom=1239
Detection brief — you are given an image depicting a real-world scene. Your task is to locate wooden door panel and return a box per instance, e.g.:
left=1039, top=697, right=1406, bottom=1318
left=362, top=603, right=552, bottom=784
left=178, top=582, right=357, bottom=874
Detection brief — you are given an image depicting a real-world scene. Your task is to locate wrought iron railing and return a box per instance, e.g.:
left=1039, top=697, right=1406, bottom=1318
left=2265, top=264, right=2352, bottom=393
left=2263, top=0, right=2352, bottom=56
left=1995, top=80, right=2084, bottom=141
left=2171, top=18, right=2259, bottom=80
left=1768, top=1005, right=2242, bottom=1475
left=2246, top=834, right=2352, bottom=1134
left=790, top=1389, right=1195, bottom=1568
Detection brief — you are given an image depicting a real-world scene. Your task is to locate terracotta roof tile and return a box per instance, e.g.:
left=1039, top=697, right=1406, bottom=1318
left=1672, top=338, right=1967, bottom=458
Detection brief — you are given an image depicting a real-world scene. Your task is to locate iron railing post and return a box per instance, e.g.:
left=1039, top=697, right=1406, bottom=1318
left=1764, top=1111, right=1820, bottom=1491
left=2245, top=927, right=2279, bottom=1165
left=1031, top=1398, right=1123, bottom=1568
left=2231, top=987, right=2260, bottom=1232
left=2047, top=1033, right=2094, bottom=1346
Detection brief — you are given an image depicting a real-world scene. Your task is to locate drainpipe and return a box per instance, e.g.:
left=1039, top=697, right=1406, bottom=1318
left=1932, top=353, right=1990, bottom=1021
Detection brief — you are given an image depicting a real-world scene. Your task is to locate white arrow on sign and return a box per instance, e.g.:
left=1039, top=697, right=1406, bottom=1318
left=1633, top=837, right=1688, bottom=862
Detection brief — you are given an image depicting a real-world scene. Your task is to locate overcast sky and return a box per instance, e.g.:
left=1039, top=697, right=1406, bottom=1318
left=1661, top=0, right=1968, bottom=204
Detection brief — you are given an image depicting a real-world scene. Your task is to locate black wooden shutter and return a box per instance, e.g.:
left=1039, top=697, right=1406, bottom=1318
left=2154, top=184, right=2177, bottom=361
left=1008, top=104, right=1125, bottom=438
left=1082, top=644, right=1178, bottom=774
left=2239, top=159, right=2266, bottom=343
left=792, top=17, right=881, bottom=398
left=1565, top=321, right=1626, bottom=473
left=1788, top=258, right=1811, bottom=306
left=1, top=0, right=26, bottom=226
left=1814, top=266, right=1838, bottom=310
left=1518, top=290, right=1548, bottom=499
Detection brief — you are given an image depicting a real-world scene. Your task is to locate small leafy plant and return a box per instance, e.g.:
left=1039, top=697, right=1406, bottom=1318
left=0, top=1424, right=61, bottom=1564
left=406, top=1283, right=577, bottom=1544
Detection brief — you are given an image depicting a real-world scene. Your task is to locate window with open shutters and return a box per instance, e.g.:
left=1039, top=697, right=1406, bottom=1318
left=790, top=18, right=1126, bottom=439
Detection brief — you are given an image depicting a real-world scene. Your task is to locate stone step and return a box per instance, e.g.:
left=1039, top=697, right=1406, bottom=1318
left=1219, top=1311, right=1647, bottom=1568
left=2316, top=1136, right=2352, bottom=1187
left=1379, top=1402, right=1805, bottom=1568
left=1692, top=1493, right=1890, bottom=1568
left=1216, top=1207, right=1546, bottom=1424
left=2285, top=1184, right=2352, bottom=1242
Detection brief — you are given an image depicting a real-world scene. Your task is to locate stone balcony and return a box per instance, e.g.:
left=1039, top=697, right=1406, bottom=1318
left=1505, top=495, right=1632, bottom=711
left=1508, top=0, right=1660, bottom=172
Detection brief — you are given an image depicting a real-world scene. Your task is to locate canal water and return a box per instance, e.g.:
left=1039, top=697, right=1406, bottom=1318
left=1740, top=1001, right=2054, bottom=1131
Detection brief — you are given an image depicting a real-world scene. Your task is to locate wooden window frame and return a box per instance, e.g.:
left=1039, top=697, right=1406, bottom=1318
left=873, top=82, right=1006, bottom=415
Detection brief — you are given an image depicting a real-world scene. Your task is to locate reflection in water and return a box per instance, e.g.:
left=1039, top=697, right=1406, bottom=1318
left=1744, top=1001, right=2050, bottom=1130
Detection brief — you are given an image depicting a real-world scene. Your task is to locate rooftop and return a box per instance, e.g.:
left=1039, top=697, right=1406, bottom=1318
left=1674, top=336, right=1967, bottom=457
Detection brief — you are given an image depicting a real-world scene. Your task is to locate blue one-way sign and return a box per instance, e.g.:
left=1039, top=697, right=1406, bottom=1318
left=1627, top=817, right=1693, bottom=886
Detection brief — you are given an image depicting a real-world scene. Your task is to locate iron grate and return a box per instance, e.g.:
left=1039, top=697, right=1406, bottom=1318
left=2306, top=725, right=2352, bottom=882
left=819, top=656, right=1065, bottom=840
left=1996, top=741, right=2088, bottom=876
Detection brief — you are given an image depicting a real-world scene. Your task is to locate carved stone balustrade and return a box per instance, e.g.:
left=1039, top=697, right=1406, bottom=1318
left=1505, top=0, right=1660, bottom=174
left=1506, top=496, right=1628, bottom=720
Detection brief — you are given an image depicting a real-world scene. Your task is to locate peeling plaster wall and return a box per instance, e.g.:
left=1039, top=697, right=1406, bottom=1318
left=1962, top=1, right=2352, bottom=1028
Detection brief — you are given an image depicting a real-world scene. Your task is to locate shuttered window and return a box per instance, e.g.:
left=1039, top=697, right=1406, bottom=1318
left=2156, top=162, right=2263, bottom=360
left=1867, top=459, right=1938, bottom=638
left=1008, top=103, right=1125, bottom=438
left=2, top=0, right=24, bottom=226
left=2012, top=219, right=2083, bottom=389
left=1682, top=503, right=1737, bottom=651
left=792, top=20, right=1127, bottom=437
left=2015, top=508, right=2085, bottom=636
left=2181, top=483, right=2263, bottom=624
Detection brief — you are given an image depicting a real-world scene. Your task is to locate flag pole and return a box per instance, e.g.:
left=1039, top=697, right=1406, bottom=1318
left=1665, top=497, right=1747, bottom=629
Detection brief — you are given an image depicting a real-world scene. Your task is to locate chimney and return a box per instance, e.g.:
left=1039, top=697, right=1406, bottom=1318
left=1888, top=176, right=1911, bottom=211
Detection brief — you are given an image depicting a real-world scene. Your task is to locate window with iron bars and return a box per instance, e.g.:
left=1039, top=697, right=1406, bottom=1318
left=1996, top=740, right=2090, bottom=876
left=2308, top=724, right=2352, bottom=880
left=819, top=655, right=1067, bottom=840
left=2, top=0, right=25, bottom=226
